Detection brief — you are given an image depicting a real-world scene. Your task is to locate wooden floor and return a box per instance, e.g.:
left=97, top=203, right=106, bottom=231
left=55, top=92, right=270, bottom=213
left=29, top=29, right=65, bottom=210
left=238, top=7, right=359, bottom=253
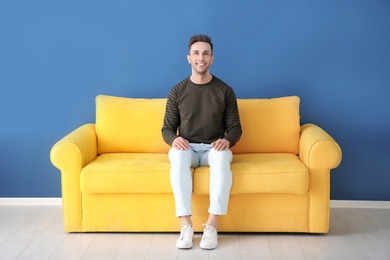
left=0, top=206, right=389, bottom=259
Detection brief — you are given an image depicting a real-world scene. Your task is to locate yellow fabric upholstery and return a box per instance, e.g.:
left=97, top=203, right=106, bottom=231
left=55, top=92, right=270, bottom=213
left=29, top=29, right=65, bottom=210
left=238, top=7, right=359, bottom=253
left=231, top=96, right=300, bottom=154
left=81, top=153, right=172, bottom=194
left=50, top=95, right=342, bottom=233
left=96, top=96, right=170, bottom=154
left=299, top=123, right=342, bottom=169
left=194, top=154, right=308, bottom=195
left=50, top=123, right=97, bottom=231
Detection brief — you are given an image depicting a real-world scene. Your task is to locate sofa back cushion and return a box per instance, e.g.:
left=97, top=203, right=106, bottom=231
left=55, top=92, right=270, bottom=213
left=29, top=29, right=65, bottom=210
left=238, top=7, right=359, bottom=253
left=95, top=95, right=300, bottom=154
left=231, top=96, right=300, bottom=154
left=96, top=95, right=170, bottom=154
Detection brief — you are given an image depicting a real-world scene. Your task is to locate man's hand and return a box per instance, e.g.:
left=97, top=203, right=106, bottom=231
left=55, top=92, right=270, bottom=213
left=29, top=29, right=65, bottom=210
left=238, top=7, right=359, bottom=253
left=211, top=139, right=230, bottom=151
left=172, top=137, right=189, bottom=150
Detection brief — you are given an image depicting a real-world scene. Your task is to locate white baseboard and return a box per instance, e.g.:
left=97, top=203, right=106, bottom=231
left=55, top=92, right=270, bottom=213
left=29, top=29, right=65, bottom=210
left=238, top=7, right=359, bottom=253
left=0, top=198, right=389, bottom=208
left=330, top=200, right=390, bottom=209
left=0, top=198, right=62, bottom=206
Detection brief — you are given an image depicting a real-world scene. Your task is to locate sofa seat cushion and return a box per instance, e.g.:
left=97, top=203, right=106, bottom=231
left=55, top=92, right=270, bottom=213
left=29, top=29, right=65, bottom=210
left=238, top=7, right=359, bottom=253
left=81, top=153, right=173, bottom=194
left=194, top=153, right=309, bottom=195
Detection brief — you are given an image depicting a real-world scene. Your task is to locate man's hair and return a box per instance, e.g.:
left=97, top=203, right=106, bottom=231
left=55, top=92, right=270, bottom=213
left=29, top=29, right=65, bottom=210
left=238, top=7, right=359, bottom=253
left=188, top=34, right=213, bottom=54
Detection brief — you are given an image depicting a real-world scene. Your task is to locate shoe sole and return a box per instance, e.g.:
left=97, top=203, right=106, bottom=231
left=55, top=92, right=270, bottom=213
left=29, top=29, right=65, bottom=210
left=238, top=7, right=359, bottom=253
left=200, top=244, right=217, bottom=250
left=177, top=244, right=193, bottom=249
left=176, top=240, right=194, bottom=249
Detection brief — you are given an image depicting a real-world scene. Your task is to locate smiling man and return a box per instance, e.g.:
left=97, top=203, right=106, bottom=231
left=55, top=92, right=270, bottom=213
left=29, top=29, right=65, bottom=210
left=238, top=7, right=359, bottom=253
left=162, top=34, right=242, bottom=250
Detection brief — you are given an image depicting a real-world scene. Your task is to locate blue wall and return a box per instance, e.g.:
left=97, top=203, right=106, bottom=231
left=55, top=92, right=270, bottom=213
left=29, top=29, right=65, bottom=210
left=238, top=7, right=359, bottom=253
left=1, top=1, right=389, bottom=200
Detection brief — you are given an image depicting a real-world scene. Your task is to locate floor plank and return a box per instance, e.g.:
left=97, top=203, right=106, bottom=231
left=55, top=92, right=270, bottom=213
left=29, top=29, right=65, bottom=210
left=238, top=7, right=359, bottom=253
left=336, top=208, right=390, bottom=259
left=209, top=234, right=241, bottom=260
left=145, top=233, right=179, bottom=260
left=80, top=233, right=125, bottom=260
left=17, top=213, right=68, bottom=260
left=0, top=206, right=18, bottom=222
left=268, top=234, right=305, bottom=260
left=296, top=233, right=334, bottom=260
left=49, top=233, right=97, bottom=260
left=326, top=208, right=370, bottom=259
left=0, top=206, right=389, bottom=259
left=238, top=234, right=273, bottom=260
left=0, top=206, right=62, bottom=259
left=0, top=206, right=42, bottom=244
left=113, top=233, right=153, bottom=260
left=358, top=208, right=390, bottom=259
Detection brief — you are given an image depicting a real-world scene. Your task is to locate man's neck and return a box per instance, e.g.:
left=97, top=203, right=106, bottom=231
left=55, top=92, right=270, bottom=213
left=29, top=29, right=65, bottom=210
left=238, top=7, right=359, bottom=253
left=190, top=73, right=212, bottom=84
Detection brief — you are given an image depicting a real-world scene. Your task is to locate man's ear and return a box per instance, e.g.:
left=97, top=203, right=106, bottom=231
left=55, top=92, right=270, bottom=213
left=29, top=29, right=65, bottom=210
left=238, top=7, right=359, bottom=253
left=187, top=55, right=191, bottom=64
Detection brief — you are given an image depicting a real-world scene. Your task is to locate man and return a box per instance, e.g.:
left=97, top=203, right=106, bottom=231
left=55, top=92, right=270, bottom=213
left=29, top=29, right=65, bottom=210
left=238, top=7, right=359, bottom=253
left=162, top=34, right=242, bottom=250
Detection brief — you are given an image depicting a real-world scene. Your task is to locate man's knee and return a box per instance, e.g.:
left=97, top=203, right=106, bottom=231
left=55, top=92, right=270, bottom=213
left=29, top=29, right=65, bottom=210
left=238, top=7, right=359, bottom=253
left=209, top=149, right=233, bottom=165
left=169, top=148, right=192, bottom=166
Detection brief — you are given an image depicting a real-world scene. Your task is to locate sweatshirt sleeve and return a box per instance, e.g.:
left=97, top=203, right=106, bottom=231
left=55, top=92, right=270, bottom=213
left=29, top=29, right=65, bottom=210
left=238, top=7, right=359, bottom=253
left=161, top=87, right=180, bottom=146
left=223, top=88, right=242, bottom=148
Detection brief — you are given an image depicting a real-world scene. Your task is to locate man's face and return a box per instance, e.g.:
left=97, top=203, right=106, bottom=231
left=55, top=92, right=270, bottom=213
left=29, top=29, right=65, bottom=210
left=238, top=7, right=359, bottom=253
left=187, top=41, right=214, bottom=75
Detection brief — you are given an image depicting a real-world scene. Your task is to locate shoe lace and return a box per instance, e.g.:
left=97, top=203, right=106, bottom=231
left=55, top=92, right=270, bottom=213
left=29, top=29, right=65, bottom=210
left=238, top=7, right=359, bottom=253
left=202, top=224, right=216, bottom=240
left=180, top=224, right=192, bottom=240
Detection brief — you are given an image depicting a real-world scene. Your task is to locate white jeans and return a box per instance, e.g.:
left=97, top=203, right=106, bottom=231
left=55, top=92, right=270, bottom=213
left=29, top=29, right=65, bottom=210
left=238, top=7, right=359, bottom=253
left=169, top=143, right=233, bottom=217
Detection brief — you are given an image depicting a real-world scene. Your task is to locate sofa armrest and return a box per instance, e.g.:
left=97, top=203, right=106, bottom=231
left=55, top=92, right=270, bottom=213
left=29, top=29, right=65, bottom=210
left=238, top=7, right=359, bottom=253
left=299, top=123, right=342, bottom=169
left=50, top=123, right=97, bottom=231
left=51, top=123, right=97, bottom=170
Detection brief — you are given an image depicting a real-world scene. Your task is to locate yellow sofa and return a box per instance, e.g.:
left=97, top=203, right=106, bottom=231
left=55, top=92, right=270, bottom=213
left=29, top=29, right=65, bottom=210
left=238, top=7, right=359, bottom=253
left=50, top=95, right=342, bottom=233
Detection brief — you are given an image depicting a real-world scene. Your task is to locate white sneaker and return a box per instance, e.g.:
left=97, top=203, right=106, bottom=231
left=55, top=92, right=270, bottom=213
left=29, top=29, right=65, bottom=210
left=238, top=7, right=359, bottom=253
left=176, top=224, right=194, bottom=249
left=200, top=224, right=218, bottom=250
